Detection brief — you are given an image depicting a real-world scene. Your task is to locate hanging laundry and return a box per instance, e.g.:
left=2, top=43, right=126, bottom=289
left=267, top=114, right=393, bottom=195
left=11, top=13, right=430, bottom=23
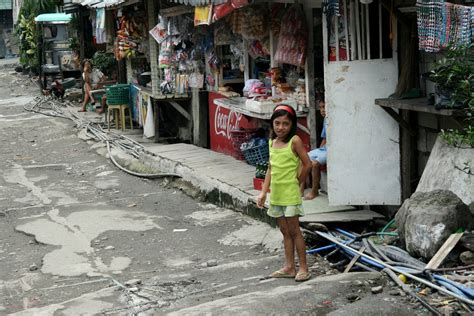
left=96, top=8, right=107, bottom=44
left=324, top=0, right=340, bottom=17
left=418, top=0, right=473, bottom=52
left=417, top=0, right=444, bottom=52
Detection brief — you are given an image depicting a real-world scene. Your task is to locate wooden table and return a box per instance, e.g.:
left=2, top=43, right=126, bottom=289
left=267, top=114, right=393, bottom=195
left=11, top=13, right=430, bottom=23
left=375, top=97, right=466, bottom=136
left=153, top=94, right=192, bottom=143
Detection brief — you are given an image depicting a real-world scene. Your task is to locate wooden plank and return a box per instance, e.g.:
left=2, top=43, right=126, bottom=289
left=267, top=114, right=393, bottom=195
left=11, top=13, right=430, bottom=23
left=344, top=246, right=366, bottom=273
left=160, top=5, right=195, bottom=17
left=299, top=210, right=384, bottom=223
left=168, top=101, right=192, bottom=121
left=375, top=98, right=466, bottom=117
left=425, top=233, right=464, bottom=270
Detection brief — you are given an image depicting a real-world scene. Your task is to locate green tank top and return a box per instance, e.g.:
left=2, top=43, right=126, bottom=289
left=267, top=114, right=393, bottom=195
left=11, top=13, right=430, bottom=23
left=269, top=136, right=302, bottom=206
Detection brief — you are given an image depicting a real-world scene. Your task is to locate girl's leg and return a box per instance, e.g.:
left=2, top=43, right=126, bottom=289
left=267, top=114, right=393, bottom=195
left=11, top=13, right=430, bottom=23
left=286, top=217, right=309, bottom=274
left=81, top=87, right=90, bottom=111
left=85, top=83, right=95, bottom=103
left=277, top=217, right=296, bottom=275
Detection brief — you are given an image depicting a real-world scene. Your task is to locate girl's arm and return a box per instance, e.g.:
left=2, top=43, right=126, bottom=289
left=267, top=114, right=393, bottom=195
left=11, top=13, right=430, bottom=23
left=257, top=164, right=271, bottom=208
left=292, top=136, right=311, bottom=186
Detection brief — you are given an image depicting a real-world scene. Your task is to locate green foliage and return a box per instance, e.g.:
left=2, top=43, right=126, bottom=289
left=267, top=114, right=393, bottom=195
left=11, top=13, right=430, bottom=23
left=15, top=0, right=58, bottom=69
left=69, top=37, right=80, bottom=53
left=431, top=45, right=474, bottom=148
left=92, top=51, right=116, bottom=76
left=441, top=126, right=474, bottom=148
left=17, top=14, right=38, bottom=69
left=429, top=45, right=474, bottom=108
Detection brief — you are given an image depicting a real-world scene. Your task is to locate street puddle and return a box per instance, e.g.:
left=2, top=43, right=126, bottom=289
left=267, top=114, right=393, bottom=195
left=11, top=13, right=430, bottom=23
left=218, top=221, right=282, bottom=252
left=15, top=208, right=161, bottom=277
left=3, top=164, right=52, bottom=205
left=94, top=178, right=120, bottom=189
left=10, top=287, right=116, bottom=316
left=186, top=208, right=236, bottom=226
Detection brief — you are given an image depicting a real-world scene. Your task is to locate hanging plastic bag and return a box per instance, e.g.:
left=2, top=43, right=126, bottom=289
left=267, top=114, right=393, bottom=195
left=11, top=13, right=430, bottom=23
left=149, top=15, right=168, bottom=44
left=194, top=5, right=213, bottom=26
left=231, top=0, right=249, bottom=9
left=143, top=95, right=155, bottom=139
left=189, top=73, right=204, bottom=89
left=213, top=1, right=235, bottom=22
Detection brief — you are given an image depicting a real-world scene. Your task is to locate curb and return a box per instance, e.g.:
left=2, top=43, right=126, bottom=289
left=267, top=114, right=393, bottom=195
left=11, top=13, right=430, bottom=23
left=140, top=150, right=277, bottom=227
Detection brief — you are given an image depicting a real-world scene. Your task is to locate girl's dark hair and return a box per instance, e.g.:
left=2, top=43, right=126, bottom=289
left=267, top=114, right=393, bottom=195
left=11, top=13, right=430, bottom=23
left=270, top=104, right=297, bottom=143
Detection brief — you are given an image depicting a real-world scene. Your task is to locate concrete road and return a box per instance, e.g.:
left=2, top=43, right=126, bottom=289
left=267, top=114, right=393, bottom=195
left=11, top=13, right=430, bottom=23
left=0, top=68, right=420, bottom=315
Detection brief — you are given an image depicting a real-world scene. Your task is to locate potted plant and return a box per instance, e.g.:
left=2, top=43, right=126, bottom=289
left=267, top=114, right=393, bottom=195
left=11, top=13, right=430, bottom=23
left=429, top=45, right=473, bottom=109
left=429, top=45, right=474, bottom=148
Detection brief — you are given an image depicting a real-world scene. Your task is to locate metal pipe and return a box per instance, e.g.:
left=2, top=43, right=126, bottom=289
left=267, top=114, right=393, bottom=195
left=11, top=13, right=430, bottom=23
left=313, top=231, right=474, bottom=305
left=383, top=268, right=442, bottom=316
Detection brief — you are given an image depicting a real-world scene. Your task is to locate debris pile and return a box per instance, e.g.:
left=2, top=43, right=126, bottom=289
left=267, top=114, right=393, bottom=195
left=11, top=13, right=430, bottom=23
left=303, top=221, right=474, bottom=315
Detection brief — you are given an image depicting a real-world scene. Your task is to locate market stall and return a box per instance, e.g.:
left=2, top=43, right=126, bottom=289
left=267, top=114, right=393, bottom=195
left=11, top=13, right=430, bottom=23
left=200, top=2, right=314, bottom=166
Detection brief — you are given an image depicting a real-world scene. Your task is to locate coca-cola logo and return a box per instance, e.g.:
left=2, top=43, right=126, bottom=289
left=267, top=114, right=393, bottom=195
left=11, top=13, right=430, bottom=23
left=214, top=105, right=242, bottom=139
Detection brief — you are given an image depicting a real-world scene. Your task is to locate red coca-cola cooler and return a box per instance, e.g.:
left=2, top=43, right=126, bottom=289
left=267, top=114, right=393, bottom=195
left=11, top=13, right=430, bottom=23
left=208, top=92, right=310, bottom=159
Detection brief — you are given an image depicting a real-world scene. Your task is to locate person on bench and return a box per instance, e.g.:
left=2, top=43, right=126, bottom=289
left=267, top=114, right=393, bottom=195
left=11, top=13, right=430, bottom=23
left=302, top=96, right=327, bottom=200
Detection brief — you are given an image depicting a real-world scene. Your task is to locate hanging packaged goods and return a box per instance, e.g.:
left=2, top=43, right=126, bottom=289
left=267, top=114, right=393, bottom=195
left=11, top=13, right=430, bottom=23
left=114, top=15, right=144, bottom=60
left=274, top=4, right=307, bottom=67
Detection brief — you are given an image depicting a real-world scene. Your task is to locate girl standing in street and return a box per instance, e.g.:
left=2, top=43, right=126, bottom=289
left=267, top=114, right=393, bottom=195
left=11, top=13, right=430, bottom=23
left=79, top=59, right=96, bottom=112
left=257, top=104, right=312, bottom=282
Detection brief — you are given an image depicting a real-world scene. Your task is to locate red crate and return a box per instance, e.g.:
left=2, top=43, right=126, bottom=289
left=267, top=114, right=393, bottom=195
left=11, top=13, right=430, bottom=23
left=229, top=129, right=257, bottom=160
left=253, top=177, right=270, bottom=191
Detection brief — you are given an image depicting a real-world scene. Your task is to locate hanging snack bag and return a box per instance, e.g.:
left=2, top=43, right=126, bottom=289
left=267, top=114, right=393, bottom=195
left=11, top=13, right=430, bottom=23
left=194, top=5, right=213, bottom=26
left=149, top=15, right=168, bottom=44
left=274, top=4, right=307, bottom=67
left=240, top=5, right=268, bottom=41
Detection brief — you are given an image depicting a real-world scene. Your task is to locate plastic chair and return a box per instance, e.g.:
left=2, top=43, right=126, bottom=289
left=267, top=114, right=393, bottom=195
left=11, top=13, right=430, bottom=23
left=107, top=104, right=133, bottom=131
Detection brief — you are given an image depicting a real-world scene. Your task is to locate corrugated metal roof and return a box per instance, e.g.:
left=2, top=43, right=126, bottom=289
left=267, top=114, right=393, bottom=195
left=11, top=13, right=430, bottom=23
left=0, top=0, right=12, bottom=10
left=76, top=0, right=137, bottom=8
left=168, top=0, right=227, bottom=5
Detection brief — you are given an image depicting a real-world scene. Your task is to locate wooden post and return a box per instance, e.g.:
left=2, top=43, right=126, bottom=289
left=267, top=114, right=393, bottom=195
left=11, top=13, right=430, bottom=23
left=192, top=90, right=209, bottom=148
left=126, top=58, right=133, bottom=84
left=400, top=110, right=416, bottom=200
left=304, top=3, right=317, bottom=149
left=147, top=0, right=159, bottom=97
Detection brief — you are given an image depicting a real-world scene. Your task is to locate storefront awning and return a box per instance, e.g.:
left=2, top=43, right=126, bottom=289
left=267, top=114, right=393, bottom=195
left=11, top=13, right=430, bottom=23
left=34, top=13, right=72, bottom=23
left=167, top=0, right=227, bottom=5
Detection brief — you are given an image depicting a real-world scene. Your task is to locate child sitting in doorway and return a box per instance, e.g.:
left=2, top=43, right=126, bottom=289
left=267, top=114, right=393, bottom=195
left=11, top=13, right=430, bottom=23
left=303, top=96, right=328, bottom=200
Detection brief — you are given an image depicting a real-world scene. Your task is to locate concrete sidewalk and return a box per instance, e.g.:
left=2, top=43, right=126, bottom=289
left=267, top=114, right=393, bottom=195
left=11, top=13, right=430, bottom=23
left=78, top=111, right=383, bottom=226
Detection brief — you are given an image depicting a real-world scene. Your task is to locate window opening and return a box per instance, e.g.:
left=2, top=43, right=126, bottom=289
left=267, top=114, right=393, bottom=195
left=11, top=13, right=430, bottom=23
left=326, top=0, right=393, bottom=62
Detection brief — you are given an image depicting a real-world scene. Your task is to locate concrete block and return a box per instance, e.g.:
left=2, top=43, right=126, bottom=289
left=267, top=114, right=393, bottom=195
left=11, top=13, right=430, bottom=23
left=417, top=112, right=438, bottom=129
left=417, top=128, right=427, bottom=152
left=416, top=137, right=474, bottom=205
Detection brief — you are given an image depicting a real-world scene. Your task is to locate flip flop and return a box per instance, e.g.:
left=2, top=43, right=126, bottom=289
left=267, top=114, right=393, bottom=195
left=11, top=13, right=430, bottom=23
left=271, top=269, right=296, bottom=278
left=295, top=271, right=311, bottom=282
left=78, top=109, right=86, bottom=112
